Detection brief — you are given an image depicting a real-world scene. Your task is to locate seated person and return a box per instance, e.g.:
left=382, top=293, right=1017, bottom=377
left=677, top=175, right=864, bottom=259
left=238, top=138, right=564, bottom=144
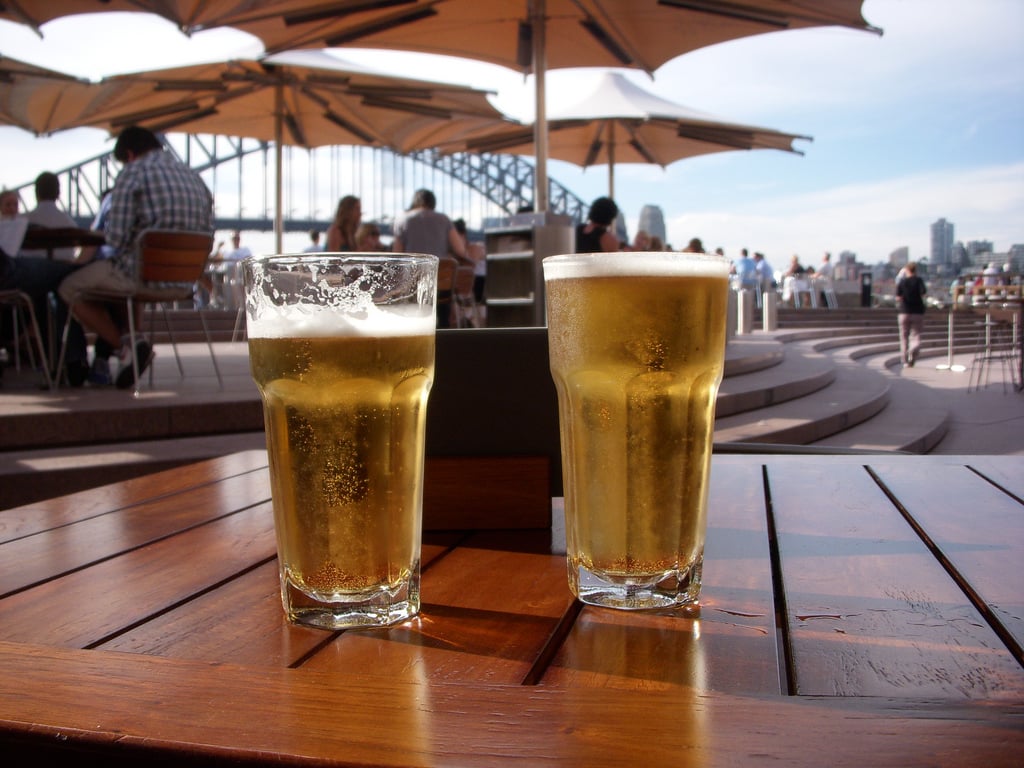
left=20, top=172, right=78, bottom=261
left=1, top=241, right=88, bottom=385
left=58, top=126, right=213, bottom=389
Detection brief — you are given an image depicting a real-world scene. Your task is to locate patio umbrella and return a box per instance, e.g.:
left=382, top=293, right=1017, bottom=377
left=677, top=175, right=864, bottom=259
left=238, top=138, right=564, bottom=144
left=3, top=1, right=880, bottom=212
left=445, top=71, right=811, bottom=198
left=221, top=0, right=879, bottom=212
left=0, top=54, right=96, bottom=135
left=76, top=50, right=513, bottom=249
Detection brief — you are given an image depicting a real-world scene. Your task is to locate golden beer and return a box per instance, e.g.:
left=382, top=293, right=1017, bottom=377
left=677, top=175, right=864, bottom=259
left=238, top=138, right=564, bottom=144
left=544, top=252, right=729, bottom=609
left=245, top=254, right=437, bottom=629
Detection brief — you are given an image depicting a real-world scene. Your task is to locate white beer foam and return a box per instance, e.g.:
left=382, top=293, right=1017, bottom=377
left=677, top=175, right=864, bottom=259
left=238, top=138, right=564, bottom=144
left=543, top=251, right=729, bottom=281
left=248, top=302, right=434, bottom=339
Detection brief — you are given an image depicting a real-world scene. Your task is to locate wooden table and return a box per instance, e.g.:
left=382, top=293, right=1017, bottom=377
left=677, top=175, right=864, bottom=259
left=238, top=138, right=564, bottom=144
left=20, top=225, right=105, bottom=259
left=1, top=451, right=1021, bottom=766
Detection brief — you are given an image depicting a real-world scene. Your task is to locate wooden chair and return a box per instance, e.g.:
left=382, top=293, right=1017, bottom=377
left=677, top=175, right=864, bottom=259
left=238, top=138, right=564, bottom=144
left=57, top=229, right=221, bottom=396
left=452, top=264, right=479, bottom=328
left=0, top=289, right=53, bottom=390
left=436, top=256, right=458, bottom=327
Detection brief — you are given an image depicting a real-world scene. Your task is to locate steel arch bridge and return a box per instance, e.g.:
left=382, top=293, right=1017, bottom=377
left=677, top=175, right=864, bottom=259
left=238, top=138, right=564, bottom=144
left=12, top=134, right=588, bottom=235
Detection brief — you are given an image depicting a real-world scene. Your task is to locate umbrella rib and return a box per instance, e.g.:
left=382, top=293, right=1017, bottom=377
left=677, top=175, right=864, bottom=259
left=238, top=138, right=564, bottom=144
left=657, top=0, right=882, bottom=33
left=360, top=95, right=452, bottom=119
left=324, top=4, right=440, bottom=47
left=573, top=0, right=654, bottom=71
left=323, top=110, right=380, bottom=144
left=284, top=0, right=420, bottom=26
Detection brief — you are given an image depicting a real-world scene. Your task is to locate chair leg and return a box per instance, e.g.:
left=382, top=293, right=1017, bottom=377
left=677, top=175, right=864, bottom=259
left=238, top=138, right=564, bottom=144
left=11, top=297, right=53, bottom=390
left=232, top=306, right=246, bottom=342
left=199, top=307, right=224, bottom=390
left=158, top=302, right=186, bottom=380
left=125, top=297, right=142, bottom=398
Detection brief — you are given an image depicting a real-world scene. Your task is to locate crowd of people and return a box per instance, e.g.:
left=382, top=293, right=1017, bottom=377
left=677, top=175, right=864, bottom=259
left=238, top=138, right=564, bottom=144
left=11, top=172, right=1006, bottom=392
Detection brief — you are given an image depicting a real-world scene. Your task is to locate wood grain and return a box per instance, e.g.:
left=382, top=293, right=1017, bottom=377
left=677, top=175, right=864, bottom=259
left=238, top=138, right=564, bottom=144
left=868, top=459, right=1024, bottom=661
left=764, top=458, right=1024, bottom=699
left=544, top=456, right=781, bottom=694
left=0, top=642, right=1019, bottom=767
left=301, top=531, right=573, bottom=684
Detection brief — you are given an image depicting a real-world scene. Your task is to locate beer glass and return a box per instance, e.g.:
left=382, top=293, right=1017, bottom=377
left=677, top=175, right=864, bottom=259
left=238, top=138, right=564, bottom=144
left=543, top=251, right=729, bottom=610
left=243, top=253, right=437, bottom=630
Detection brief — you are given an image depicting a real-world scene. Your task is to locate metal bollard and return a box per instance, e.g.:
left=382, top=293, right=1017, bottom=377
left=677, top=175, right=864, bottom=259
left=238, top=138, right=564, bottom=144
left=762, top=290, right=778, bottom=331
left=726, top=288, right=737, bottom=340
left=737, top=289, right=754, bottom=335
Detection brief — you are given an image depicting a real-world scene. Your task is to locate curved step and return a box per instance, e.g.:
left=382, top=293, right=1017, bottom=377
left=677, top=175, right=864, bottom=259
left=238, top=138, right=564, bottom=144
left=717, top=348, right=835, bottom=417
left=714, top=364, right=891, bottom=446
left=810, top=374, right=949, bottom=453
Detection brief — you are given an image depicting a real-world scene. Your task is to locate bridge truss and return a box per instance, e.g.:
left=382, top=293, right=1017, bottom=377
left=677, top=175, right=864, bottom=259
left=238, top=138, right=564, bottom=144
left=11, top=134, right=588, bottom=237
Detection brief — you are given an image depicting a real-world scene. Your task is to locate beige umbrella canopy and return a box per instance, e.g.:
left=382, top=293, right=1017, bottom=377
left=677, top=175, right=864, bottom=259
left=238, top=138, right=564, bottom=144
left=74, top=49, right=512, bottom=249
left=0, top=54, right=96, bottom=135
left=225, top=0, right=879, bottom=212
left=448, top=71, right=811, bottom=198
left=84, top=50, right=509, bottom=153
left=2, top=1, right=880, bottom=211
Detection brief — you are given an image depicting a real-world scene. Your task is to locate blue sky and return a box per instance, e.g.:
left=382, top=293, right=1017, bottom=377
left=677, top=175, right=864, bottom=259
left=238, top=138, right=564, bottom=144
left=1, top=0, right=1022, bottom=265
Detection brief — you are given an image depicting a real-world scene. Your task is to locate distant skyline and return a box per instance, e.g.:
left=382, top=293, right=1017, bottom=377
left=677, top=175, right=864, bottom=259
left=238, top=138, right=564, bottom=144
left=1, top=0, right=1022, bottom=264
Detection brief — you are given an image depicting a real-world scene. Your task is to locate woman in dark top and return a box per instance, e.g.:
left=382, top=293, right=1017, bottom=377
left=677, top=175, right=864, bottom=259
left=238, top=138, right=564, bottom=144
left=896, top=261, right=927, bottom=367
left=575, top=196, right=620, bottom=253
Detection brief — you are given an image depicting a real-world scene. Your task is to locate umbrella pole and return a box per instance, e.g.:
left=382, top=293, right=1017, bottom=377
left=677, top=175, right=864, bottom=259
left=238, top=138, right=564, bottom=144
left=608, top=122, right=615, bottom=200
left=531, top=0, right=548, bottom=214
left=274, top=82, right=284, bottom=253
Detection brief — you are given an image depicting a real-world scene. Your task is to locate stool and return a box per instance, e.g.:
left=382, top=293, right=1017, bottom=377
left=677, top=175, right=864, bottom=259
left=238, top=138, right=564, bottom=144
left=968, top=312, right=1020, bottom=393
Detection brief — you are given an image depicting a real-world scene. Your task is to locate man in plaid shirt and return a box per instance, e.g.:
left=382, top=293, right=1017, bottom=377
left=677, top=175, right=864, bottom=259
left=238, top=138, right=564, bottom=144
left=59, top=126, right=214, bottom=389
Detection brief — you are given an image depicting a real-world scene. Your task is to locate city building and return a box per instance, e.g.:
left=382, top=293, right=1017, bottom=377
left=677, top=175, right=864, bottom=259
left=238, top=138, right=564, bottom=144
left=889, top=246, right=909, bottom=270
left=930, top=218, right=955, bottom=267
left=637, top=204, right=666, bottom=243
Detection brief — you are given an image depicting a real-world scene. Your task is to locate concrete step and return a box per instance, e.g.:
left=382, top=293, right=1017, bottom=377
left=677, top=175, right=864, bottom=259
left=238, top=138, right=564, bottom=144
left=714, top=362, right=891, bottom=446
left=810, top=372, right=949, bottom=453
left=717, top=346, right=835, bottom=418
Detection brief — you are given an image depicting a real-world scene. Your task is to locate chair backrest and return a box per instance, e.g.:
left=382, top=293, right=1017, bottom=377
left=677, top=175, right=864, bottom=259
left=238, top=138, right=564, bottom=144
left=453, top=265, right=475, bottom=298
left=138, top=229, right=215, bottom=284
left=437, top=256, right=458, bottom=294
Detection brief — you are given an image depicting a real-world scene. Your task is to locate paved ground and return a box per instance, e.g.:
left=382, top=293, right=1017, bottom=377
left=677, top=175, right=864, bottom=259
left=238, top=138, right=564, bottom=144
left=1, top=336, right=1022, bottom=455
left=893, top=349, right=1024, bottom=455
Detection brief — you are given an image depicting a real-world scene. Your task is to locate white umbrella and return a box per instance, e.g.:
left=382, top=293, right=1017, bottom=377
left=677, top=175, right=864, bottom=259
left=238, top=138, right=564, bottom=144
left=450, top=71, right=811, bottom=198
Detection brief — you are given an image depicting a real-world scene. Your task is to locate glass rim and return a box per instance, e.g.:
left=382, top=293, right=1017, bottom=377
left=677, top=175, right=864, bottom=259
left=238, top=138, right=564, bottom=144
left=543, top=250, right=730, bottom=278
left=244, top=252, right=438, bottom=269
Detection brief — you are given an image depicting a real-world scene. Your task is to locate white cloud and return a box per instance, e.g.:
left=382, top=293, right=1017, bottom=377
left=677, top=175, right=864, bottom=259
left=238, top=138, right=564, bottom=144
left=666, top=162, right=1024, bottom=260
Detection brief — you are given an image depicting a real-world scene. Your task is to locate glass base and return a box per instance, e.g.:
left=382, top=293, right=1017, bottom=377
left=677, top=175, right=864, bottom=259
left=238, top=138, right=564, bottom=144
left=570, top=560, right=702, bottom=611
left=282, top=572, right=420, bottom=630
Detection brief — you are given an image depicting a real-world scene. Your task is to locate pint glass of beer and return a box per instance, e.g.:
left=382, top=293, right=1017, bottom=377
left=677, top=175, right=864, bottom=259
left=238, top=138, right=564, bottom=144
left=243, top=253, right=437, bottom=629
left=543, top=251, right=729, bottom=610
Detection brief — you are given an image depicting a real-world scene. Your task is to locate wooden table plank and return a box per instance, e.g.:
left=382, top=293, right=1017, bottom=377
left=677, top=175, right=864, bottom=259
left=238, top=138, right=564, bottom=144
left=543, top=456, right=781, bottom=694
left=764, top=458, right=1024, bottom=699
left=0, top=469, right=271, bottom=596
left=0, top=642, right=1020, bottom=767
left=0, top=504, right=277, bottom=648
left=0, top=450, right=269, bottom=544
left=967, top=456, right=1024, bottom=500
left=302, top=530, right=574, bottom=684
left=95, top=539, right=459, bottom=667
left=867, top=458, right=1024, bottom=661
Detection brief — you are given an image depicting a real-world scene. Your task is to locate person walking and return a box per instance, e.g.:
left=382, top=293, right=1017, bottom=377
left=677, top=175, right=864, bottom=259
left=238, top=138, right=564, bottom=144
left=896, top=261, right=927, bottom=368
